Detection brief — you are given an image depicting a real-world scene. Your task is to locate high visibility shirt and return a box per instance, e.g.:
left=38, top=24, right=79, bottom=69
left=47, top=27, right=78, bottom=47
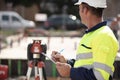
left=70, top=21, right=119, bottom=80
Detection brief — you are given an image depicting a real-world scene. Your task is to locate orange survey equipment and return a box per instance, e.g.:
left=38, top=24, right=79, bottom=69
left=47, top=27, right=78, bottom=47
left=31, top=40, right=42, bottom=54
left=26, top=40, right=47, bottom=80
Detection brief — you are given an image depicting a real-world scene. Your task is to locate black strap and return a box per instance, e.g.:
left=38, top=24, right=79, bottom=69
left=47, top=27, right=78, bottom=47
left=109, top=75, right=113, bottom=80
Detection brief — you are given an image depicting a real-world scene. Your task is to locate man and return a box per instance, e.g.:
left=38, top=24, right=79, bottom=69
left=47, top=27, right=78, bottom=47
left=51, top=0, right=119, bottom=80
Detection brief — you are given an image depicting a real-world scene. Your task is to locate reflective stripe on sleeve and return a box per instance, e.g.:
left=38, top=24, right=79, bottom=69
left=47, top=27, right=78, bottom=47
left=77, top=63, right=113, bottom=80
left=93, top=62, right=113, bottom=76
left=93, top=69, right=104, bottom=80
left=80, top=65, right=93, bottom=69
left=79, top=65, right=104, bottom=80
left=76, top=52, right=92, bottom=60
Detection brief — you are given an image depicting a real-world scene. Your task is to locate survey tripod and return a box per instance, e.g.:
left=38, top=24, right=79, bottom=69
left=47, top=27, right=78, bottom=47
left=26, top=40, right=47, bottom=80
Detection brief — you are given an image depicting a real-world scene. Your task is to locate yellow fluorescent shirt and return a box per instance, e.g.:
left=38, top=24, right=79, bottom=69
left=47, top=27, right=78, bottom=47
left=74, top=25, right=119, bottom=80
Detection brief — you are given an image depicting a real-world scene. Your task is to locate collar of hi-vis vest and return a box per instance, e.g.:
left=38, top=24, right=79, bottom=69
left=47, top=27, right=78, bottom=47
left=85, top=21, right=107, bottom=33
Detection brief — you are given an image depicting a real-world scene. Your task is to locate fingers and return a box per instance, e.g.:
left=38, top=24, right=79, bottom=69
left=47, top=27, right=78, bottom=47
left=56, top=62, right=71, bottom=77
left=51, top=51, right=67, bottom=63
left=51, top=51, right=59, bottom=62
left=56, top=62, right=62, bottom=67
left=51, top=51, right=58, bottom=56
left=51, top=51, right=61, bottom=62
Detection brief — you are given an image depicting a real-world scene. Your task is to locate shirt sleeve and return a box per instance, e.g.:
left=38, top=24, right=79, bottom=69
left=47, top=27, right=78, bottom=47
left=70, top=67, right=97, bottom=80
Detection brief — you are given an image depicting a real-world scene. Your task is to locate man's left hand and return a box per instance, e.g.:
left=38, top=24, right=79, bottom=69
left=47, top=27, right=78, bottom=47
left=56, top=62, right=71, bottom=77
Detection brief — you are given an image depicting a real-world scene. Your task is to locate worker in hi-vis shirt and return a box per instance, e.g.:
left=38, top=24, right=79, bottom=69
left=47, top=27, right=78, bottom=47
left=51, top=0, right=119, bottom=80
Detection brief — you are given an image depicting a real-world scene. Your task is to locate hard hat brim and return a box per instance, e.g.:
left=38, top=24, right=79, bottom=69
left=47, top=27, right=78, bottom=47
left=74, top=2, right=82, bottom=5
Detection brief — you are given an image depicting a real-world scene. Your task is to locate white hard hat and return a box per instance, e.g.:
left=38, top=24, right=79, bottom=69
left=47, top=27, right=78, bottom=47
left=75, top=0, right=107, bottom=8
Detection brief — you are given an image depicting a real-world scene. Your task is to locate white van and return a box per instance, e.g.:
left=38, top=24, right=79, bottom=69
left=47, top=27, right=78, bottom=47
left=0, top=11, right=35, bottom=29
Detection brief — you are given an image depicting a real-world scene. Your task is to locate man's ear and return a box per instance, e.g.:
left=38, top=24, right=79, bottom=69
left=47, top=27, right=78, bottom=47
left=84, top=7, right=89, bottom=15
left=80, top=5, right=84, bottom=13
left=81, top=5, right=88, bottom=15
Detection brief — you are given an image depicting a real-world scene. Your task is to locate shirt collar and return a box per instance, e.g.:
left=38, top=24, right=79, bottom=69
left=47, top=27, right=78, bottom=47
left=85, top=21, right=107, bottom=33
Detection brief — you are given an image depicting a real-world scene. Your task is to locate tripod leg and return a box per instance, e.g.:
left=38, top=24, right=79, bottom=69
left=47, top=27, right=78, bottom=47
left=26, top=61, right=33, bottom=80
left=38, top=68, right=43, bottom=80
left=42, top=67, right=47, bottom=80
left=37, top=61, right=45, bottom=80
left=35, top=66, right=42, bottom=80
left=35, top=66, right=38, bottom=78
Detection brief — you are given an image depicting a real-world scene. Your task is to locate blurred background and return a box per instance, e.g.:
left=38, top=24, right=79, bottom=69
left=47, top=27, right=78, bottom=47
left=0, top=0, right=120, bottom=80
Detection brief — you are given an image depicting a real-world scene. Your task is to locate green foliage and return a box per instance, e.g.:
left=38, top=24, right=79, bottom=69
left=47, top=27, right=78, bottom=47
left=4, top=0, right=80, bottom=18
left=5, top=0, right=40, bottom=7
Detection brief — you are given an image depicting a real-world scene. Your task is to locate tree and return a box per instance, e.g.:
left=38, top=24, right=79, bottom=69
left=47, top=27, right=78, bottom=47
left=4, top=0, right=80, bottom=18
left=5, top=0, right=41, bottom=7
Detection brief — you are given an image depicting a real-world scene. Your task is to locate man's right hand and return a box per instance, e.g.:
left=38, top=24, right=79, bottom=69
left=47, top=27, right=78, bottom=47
left=51, top=51, right=67, bottom=63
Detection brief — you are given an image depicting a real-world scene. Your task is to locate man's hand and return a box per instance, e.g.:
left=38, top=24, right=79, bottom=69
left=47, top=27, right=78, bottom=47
left=51, top=51, right=67, bottom=63
left=56, top=62, right=71, bottom=77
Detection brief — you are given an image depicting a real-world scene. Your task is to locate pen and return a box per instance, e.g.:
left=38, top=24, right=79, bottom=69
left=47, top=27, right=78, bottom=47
left=59, top=49, right=64, bottom=54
